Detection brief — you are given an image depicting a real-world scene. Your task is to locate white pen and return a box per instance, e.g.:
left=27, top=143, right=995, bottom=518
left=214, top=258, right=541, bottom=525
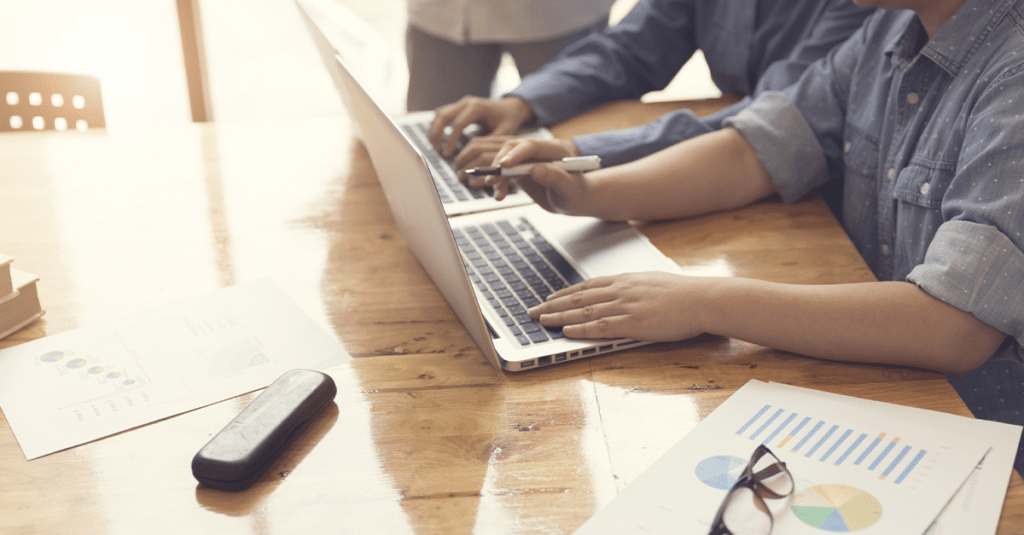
left=465, top=155, right=601, bottom=176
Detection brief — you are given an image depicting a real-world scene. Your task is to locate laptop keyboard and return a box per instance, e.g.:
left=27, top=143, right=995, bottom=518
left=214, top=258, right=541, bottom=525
left=454, top=218, right=584, bottom=346
left=399, top=122, right=487, bottom=204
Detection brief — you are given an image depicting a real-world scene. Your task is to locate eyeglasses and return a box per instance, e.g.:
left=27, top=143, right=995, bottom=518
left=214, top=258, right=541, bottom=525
left=707, top=445, right=794, bottom=535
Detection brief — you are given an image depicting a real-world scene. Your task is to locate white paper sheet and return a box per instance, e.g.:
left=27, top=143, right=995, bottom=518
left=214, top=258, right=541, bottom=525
left=574, top=380, right=995, bottom=535
left=0, top=278, right=350, bottom=459
left=769, top=381, right=1022, bottom=535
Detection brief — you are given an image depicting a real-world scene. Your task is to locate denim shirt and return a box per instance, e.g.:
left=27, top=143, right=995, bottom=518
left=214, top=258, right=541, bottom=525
left=508, top=0, right=876, bottom=166
left=726, top=0, right=1024, bottom=363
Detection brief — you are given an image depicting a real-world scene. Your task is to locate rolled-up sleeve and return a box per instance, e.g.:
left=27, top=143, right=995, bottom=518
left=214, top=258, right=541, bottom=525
left=908, top=222, right=1024, bottom=351
left=724, top=93, right=830, bottom=204
left=907, top=56, right=1024, bottom=361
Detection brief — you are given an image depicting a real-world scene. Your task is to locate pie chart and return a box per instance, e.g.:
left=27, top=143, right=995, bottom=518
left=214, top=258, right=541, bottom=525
left=695, top=455, right=748, bottom=490
left=39, top=351, right=65, bottom=363
left=792, top=484, right=882, bottom=532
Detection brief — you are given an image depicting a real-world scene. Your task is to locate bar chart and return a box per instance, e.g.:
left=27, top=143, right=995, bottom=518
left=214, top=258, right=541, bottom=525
left=737, top=404, right=928, bottom=486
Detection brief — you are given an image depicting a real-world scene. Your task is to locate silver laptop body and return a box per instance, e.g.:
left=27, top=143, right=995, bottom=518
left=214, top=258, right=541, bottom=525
left=294, top=0, right=542, bottom=216
left=298, top=0, right=685, bottom=371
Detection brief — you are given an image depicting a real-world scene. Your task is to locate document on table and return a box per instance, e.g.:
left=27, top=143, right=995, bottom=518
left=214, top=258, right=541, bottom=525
left=770, top=382, right=1022, bottom=535
left=573, top=380, right=1015, bottom=535
left=0, top=278, right=351, bottom=460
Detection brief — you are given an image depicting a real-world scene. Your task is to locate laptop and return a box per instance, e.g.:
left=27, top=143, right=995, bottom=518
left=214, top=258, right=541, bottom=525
left=298, top=0, right=685, bottom=371
left=294, top=0, right=546, bottom=216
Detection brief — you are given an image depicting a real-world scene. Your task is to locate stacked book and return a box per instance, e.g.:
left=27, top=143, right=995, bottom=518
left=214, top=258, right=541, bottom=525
left=0, top=253, right=44, bottom=340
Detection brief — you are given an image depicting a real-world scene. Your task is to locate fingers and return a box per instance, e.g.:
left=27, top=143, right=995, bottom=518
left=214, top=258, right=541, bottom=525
left=428, top=97, right=483, bottom=158
left=532, top=299, right=631, bottom=339
left=428, top=97, right=529, bottom=158
left=561, top=316, right=630, bottom=339
left=443, top=109, right=483, bottom=159
left=528, top=278, right=616, bottom=317
left=525, top=278, right=633, bottom=338
left=495, top=138, right=572, bottom=167
left=526, top=272, right=702, bottom=343
left=488, top=175, right=514, bottom=201
left=453, top=135, right=513, bottom=171
left=428, top=100, right=462, bottom=153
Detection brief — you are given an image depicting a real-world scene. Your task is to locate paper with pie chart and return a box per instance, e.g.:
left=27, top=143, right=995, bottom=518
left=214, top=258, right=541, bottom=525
left=573, top=380, right=993, bottom=535
left=769, top=381, right=1022, bottom=535
left=0, top=279, right=350, bottom=460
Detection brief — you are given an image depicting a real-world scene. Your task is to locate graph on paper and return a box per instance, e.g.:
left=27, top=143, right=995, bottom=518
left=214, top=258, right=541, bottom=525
left=571, top=381, right=993, bottom=535
left=735, top=404, right=934, bottom=487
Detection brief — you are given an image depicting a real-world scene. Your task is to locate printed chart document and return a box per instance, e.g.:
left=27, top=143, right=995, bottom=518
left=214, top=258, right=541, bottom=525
left=573, top=380, right=996, bottom=535
left=0, top=278, right=351, bottom=460
left=770, top=382, right=1022, bottom=535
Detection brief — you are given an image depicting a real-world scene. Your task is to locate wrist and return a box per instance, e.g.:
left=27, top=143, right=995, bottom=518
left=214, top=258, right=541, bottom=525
left=502, top=96, right=537, bottom=128
left=578, top=170, right=619, bottom=220
left=696, top=276, right=746, bottom=338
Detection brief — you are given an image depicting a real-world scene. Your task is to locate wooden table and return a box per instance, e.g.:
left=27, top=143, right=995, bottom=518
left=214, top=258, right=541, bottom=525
left=1, top=98, right=1020, bottom=534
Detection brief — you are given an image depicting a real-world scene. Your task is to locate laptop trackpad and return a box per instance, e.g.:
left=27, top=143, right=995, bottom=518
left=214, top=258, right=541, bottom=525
left=534, top=211, right=680, bottom=277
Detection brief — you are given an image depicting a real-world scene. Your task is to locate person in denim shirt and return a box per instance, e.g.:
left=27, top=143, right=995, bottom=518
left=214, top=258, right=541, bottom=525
left=427, top=0, right=876, bottom=170
left=480, top=0, right=1023, bottom=377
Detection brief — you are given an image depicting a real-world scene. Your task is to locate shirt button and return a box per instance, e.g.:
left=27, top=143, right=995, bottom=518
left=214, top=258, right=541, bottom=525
left=887, top=168, right=896, bottom=180
left=920, top=182, right=930, bottom=195
left=844, top=141, right=851, bottom=153
left=907, top=92, right=919, bottom=105
left=880, top=244, right=891, bottom=256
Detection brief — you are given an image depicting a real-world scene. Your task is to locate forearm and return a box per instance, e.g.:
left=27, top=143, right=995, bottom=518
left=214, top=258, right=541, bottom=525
left=701, top=278, right=1007, bottom=374
left=572, top=97, right=755, bottom=167
left=582, top=127, right=774, bottom=221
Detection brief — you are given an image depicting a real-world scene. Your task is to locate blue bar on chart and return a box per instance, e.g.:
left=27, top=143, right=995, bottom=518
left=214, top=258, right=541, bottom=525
left=805, top=424, right=839, bottom=458
left=855, top=433, right=886, bottom=466
left=763, top=413, right=798, bottom=445
left=819, top=429, right=853, bottom=463
left=749, top=409, right=785, bottom=441
left=733, top=404, right=928, bottom=485
left=868, top=437, right=901, bottom=470
left=737, top=405, right=771, bottom=436
left=835, top=432, right=868, bottom=466
left=777, top=416, right=811, bottom=450
left=895, top=449, right=927, bottom=484
left=791, top=420, right=825, bottom=454
left=880, top=445, right=912, bottom=480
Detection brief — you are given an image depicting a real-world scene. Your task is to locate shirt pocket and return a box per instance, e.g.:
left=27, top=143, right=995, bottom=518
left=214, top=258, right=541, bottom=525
left=892, top=161, right=955, bottom=209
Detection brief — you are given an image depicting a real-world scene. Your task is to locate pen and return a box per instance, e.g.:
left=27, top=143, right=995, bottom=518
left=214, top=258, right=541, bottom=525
left=465, top=155, right=601, bottom=176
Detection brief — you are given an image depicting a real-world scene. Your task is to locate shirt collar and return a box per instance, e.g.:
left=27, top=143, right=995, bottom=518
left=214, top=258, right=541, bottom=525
left=882, top=11, right=925, bottom=69
left=923, top=0, right=1017, bottom=75
left=882, top=0, right=1016, bottom=75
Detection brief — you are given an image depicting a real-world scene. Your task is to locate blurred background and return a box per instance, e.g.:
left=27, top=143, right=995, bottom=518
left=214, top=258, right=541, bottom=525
left=0, top=0, right=719, bottom=129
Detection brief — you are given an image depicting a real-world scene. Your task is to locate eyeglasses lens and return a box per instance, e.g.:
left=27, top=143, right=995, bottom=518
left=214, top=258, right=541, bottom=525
left=752, top=451, right=793, bottom=497
left=721, top=486, right=773, bottom=535
left=720, top=450, right=793, bottom=535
